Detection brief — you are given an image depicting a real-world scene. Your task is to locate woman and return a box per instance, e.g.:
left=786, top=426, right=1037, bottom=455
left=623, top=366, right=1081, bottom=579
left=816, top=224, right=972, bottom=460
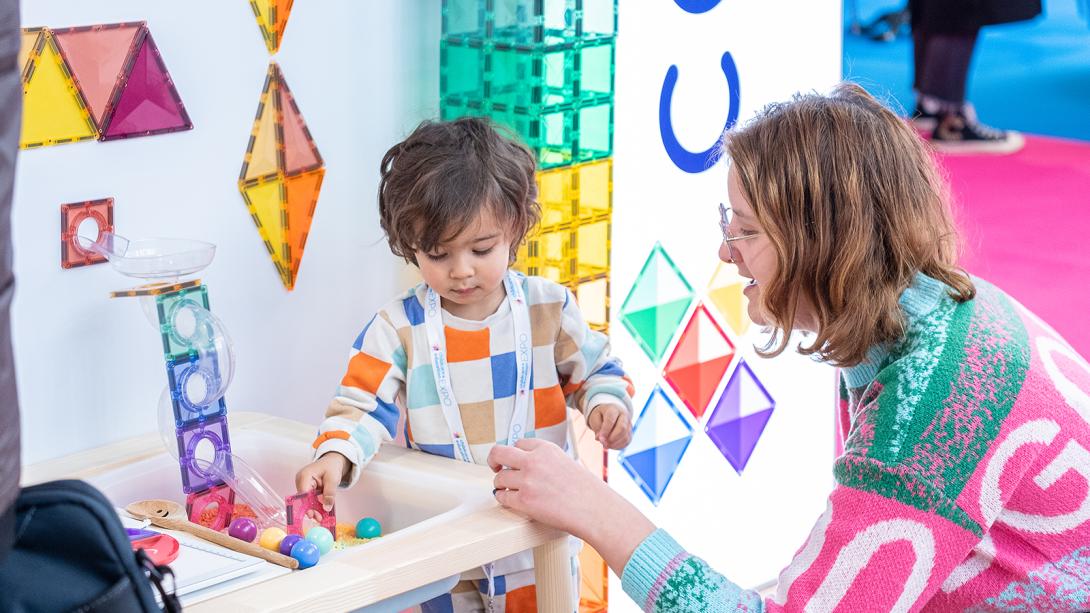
left=488, top=84, right=1090, bottom=612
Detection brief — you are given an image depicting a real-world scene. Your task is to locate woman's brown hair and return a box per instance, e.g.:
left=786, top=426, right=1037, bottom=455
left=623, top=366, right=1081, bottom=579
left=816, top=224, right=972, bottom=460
left=722, top=82, right=975, bottom=367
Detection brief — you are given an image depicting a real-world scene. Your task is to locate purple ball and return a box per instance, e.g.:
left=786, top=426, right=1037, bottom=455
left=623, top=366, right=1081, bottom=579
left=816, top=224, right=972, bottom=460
left=290, top=539, right=321, bottom=569
left=227, top=517, right=258, bottom=542
left=279, top=534, right=304, bottom=556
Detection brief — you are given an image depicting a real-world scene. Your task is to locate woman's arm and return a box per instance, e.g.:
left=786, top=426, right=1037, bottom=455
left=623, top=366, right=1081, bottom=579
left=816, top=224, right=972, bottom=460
left=489, top=438, right=654, bottom=573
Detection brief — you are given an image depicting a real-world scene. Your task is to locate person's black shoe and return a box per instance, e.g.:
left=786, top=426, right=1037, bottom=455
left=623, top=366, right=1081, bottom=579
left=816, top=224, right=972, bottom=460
left=930, top=107, right=1024, bottom=154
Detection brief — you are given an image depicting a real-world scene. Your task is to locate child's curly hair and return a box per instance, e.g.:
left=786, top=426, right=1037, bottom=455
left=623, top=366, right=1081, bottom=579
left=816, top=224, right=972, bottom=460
left=378, top=117, right=540, bottom=265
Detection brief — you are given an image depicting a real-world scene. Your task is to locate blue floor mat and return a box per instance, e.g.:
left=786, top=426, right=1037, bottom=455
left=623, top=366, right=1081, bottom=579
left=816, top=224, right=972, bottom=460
left=843, top=0, right=1090, bottom=142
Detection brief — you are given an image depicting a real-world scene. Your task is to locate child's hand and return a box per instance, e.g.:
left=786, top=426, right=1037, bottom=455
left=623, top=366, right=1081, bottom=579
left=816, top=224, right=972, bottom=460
left=587, top=403, right=632, bottom=450
left=295, top=452, right=349, bottom=511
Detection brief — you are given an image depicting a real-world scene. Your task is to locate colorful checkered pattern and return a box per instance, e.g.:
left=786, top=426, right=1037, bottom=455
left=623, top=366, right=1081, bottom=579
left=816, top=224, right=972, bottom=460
left=313, top=274, right=634, bottom=489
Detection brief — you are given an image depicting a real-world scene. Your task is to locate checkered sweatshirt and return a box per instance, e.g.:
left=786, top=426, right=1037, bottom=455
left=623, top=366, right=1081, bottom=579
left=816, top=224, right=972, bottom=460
left=312, top=273, right=634, bottom=489
left=622, top=273, right=1090, bottom=612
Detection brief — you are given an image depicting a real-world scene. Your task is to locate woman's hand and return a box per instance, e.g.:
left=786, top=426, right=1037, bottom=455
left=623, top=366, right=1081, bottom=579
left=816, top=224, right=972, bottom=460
left=488, top=439, right=656, bottom=575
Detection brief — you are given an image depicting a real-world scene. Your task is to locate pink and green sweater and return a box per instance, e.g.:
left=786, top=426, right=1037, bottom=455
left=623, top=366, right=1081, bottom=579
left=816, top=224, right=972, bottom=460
left=622, top=273, right=1090, bottom=612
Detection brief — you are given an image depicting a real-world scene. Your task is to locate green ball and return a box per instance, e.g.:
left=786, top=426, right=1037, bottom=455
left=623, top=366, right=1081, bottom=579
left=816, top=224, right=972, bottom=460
left=304, top=526, right=334, bottom=555
left=355, top=517, right=382, bottom=539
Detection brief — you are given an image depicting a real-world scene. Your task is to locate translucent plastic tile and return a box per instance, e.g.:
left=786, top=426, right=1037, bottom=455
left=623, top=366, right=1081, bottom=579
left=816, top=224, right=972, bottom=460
left=249, top=0, right=294, bottom=54
left=705, top=359, right=775, bottom=474
left=186, top=482, right=234, bottom=530
left=239, top=63, right=324, bottom=291
left=167, top=351, right=228, bottom=427
left=52, top=22, right=142, bottom=130
left=60, top=198, right=113, bottom=269
left=20, top=30, right=97, bottom=149
left=241, top=79, right=280, bottom=183
left=449, top=38, right=614, bottom=111
left=707, top=262, right=751, bottom=336
left=286, top=489, right=337, bottom=537
left=19, top=28, right=44, bottom=82
left=176, top=415, right=233, bottom=494
left=441, top=0, right=616, bottom=47
left=619, top=386, right=693, bottom=506
left=283, top=168, right=324, bottom=284
left=439, top=40, right=484, bottom=102
left=279, top=76, right=323, bottom=175
left=156, top=285, right=212, bottom=360
left=442, top=99, right=613, bottom=170
left=100, top=29, right=191, bottom=140
left=109, top=279, right=201, bottom=299
left=663, top=304, right=735, bottom=420
left=568, top=408, right=609, bottom=610
left=619, top=243, right=694, bottom=364
left=240, top=178, right=291, bottom=287
left=575, top=219, right=609, bottom=278
left=534, top=159, right=611, bottom=231
left=574, top=277, right=608, bottom=329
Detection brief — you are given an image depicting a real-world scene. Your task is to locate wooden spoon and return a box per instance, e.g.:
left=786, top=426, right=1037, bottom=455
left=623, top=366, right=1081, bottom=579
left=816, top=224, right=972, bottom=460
left=126, top=499, right=299, bottom=570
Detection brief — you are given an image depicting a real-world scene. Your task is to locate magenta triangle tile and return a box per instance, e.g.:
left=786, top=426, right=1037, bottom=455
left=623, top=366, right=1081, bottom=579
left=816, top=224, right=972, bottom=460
left=101, top=29, right=191, bottom=140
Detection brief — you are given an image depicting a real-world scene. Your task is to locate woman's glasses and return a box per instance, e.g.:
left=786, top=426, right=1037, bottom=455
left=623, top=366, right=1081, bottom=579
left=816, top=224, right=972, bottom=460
left=719, top=203, right=761, bottom=263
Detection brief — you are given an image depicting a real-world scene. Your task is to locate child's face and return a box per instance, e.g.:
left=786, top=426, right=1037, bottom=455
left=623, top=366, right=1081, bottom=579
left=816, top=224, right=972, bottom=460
left=415, top=210, right=513, bottom=319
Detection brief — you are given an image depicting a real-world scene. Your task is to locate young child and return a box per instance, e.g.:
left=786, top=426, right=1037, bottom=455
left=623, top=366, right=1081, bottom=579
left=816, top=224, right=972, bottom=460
left=295, top=117, right=635, bottom=612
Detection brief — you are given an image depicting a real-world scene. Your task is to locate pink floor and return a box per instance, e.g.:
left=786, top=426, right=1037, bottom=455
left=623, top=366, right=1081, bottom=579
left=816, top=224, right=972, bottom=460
left=937, top=134, right=1090, bottom=357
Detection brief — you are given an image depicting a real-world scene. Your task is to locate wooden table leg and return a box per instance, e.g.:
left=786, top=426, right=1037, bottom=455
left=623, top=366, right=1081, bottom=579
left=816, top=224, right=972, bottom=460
left=533, top=535, right=574, bottom=612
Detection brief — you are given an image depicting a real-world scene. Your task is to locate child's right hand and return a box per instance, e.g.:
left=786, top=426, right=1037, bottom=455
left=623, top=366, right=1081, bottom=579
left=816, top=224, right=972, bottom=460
left=295, top=452, right=350, bottom=511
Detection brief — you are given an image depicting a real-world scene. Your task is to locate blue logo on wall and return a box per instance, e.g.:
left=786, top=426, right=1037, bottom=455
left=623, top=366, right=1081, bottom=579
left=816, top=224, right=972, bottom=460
left=658, top=51, right=741, bottom=174
left=673, top=0, right=723, bottom=14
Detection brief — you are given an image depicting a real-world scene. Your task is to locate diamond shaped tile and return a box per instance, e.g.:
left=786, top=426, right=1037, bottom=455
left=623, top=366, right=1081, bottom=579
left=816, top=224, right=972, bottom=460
left=619, top=386, right=693, bottom=505
left=664, top=303, right=735, bottom=420
left=705, top=359, right=774, bottom=474
left=707, top=262, right=751, bottom=336
left=619, top=243, right=694, bottom=363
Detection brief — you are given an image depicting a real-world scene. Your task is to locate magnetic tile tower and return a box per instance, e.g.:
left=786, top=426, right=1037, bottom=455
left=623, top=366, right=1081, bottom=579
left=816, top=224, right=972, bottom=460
left=18, top=22, right=192, bottom=149
left=440, top=2, right=617, bottom=609
left=240, top=0, right=325, bottom=290
left=115, top=279, right=240, bottom=532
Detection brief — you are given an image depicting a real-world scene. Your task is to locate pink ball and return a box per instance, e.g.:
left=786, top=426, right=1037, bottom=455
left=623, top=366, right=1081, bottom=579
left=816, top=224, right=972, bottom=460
left=228, top=517, right=258, bottom=542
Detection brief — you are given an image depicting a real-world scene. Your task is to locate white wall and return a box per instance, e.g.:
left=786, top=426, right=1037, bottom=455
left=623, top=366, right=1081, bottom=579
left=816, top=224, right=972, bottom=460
left=610, top=0, right=843, bottom=597
left=14, top=1, right=438, bottom=465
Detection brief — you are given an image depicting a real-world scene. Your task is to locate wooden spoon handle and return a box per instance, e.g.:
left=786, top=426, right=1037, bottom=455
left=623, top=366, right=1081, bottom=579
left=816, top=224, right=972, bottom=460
left=154, top=517, right=300, bottom=570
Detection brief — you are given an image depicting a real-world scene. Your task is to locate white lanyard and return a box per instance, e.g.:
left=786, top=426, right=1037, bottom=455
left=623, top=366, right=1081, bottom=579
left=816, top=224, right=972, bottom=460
left=424, top=271, right=533, bottom=463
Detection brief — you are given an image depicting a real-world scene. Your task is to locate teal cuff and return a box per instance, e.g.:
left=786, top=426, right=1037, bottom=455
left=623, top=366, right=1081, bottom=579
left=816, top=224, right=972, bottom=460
left=621, top=529, right=686, bottom=610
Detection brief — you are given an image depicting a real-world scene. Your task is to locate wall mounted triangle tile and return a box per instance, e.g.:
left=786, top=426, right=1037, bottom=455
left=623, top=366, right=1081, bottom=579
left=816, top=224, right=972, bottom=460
left=707, top=262, right=751, bottom=336
left=53, top=22, right=142, bottom=130
left=100, top=28, right=192, bottom=140
left=705, top=359, right=775, bottom=474
left=283, top=167, right=324, bottom=286
left=620, top=386, right=693, bottom=505
left=278, top=70, right=323, bottom=175
left=20, top=29, right=97, bottom=149
left=19, top=28, right=44, bottom=82
left=248, top=0, right=294, bottom=53
left=240, top=71, right=280, bottom=184
left=663, top=303, right=735, bottom=419
left=240, top=179, right=291, bottom=287
left=619, top=243, right=694, bottom=364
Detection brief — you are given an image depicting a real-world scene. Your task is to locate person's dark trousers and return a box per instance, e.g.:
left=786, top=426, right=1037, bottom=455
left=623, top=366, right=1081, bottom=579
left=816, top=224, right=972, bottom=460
left=0, top=0, right=21, bottom=566
left=913, top=28, right=980, bottom=106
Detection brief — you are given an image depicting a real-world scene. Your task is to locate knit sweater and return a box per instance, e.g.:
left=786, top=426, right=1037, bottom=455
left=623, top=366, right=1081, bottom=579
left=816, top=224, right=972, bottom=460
left=622, top=273, right=1090, bottom=612
left=314, top=274, right=634, bottom=481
